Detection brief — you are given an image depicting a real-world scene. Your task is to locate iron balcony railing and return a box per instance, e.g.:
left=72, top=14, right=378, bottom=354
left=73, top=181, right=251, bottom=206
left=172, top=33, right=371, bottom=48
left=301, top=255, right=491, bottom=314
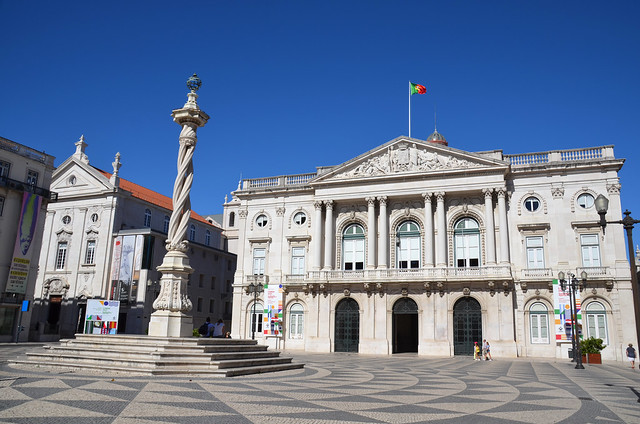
left=0, top=175, right=57, bottom=201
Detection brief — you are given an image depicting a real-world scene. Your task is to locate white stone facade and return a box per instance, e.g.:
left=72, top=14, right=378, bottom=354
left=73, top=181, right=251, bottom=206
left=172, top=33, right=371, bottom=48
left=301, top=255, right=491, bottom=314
left=0, top=136, right=55, bottom=342
left=224, top=135, right=635, bottom=361
left=30, top=139, right=236, bottom=341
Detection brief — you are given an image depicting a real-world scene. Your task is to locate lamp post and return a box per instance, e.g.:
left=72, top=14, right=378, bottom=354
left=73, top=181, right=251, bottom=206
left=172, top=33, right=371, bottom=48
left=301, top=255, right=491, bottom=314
left=247, top=282, right=264, bottom=340
left=595, top=194, right=640, bottom=348
left=558, top=271, right=588, bottom=369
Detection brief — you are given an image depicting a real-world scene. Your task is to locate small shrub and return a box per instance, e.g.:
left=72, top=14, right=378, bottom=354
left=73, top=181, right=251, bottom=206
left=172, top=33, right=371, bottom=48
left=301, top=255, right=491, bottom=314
left=580, top=337, right=605, bottom=354
left=193, top=328, right=201, bottom=337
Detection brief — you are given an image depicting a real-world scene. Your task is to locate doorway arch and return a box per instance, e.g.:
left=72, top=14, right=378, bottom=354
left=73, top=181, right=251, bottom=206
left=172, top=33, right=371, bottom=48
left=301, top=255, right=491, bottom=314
left=335, top=298, right=359, bottom=352
left=453, top=297, right=482, bottom=355
left=393, top=297, right=418, bottom=353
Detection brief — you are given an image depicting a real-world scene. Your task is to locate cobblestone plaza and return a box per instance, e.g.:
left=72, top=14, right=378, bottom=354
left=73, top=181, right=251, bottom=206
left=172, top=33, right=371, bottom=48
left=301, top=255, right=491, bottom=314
left=1, top=344, right=639, bottom=423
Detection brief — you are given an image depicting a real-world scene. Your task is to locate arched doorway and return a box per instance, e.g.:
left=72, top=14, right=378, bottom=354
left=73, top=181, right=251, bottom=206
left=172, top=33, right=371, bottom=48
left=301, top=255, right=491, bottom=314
left=335, top=298, right=359, bottom=352
left=453, top=297, right=482, bottom=355
left=393, top=297, right=418, bottom=353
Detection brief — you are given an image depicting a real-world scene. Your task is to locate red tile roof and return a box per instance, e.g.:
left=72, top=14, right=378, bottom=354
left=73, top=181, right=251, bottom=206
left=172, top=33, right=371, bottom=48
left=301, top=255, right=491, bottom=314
left=95, top=168, right=218, bottom=228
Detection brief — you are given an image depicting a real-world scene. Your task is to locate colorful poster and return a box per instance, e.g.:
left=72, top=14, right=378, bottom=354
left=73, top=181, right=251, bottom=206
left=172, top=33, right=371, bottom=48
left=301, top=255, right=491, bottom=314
left=263, top=284, right=283, bottom=335
left=84, top=299, right=120, bottom=334
left=7, top=193, right=42, bottom=294
left=553, top=279, right=582, bottom=341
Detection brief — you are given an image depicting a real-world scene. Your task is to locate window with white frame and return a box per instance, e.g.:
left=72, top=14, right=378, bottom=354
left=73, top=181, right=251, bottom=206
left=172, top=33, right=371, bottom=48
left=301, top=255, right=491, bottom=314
left=293, top=212, right=306, bottom=226
left=0, top=160, right=10, bottom=178
left=454, top=218, right=480, bottom=267
left=289, top=303, right=304, bottom=339
left=189, top=224, right=196, bottom=241
left=26, top=170, right=38, bottom=186
left=0, top=196, right=4, bottom=216
left=291, top=247, right=305, bottom=275
left=530, top=302, right=549, bottom=343
left=580, top=234, right=601, bottom=267
left=251, top=302, right=263, bottom=335
left=163, top=215, right=170, bottom=233
left=256, top=214, right=268, bottom=228
left=56, top=242, right=68, bottom=270
left=343, top=224, right=365, bottom=270
left=526, top=236, right=545, bottom=269
left=144, top=209, right=151, bottom=227
left=84, top=240, right=96, bottom=265
left=205, top=230, right=211, bottom=246
left=253, top=248, right=266, bottom=275
left=577, top=193, right=595, bottom=209
left=397, top=221, right=421, bottom=269
left=524, top=196, right=540, bottom=212
left=585, top=301, right=608, bottom=344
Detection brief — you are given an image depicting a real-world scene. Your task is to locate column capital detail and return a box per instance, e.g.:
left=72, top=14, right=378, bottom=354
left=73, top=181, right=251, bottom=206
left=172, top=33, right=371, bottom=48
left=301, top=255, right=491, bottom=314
left=377, top=196, right=388, bottom=205
left=496, top=187, right=508, bottom=198
left=435, top=192, right=445, bottom=202
left=422, top=192, right=433, bottom=202
left=324, top=200, right=334, bottom=209
left=366, top=197, right=376, bottom=206
left=314, top=200, right=324, bottom=210
left=238, top=209, right=248, bottom=219
left=482, top=188, right=494, bottom=197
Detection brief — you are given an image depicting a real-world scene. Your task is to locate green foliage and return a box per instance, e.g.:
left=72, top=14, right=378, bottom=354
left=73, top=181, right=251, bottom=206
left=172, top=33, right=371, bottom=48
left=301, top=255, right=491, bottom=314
left=580, top=337, right=605, bottom=354
left=193, top=328, right=201, bottom=337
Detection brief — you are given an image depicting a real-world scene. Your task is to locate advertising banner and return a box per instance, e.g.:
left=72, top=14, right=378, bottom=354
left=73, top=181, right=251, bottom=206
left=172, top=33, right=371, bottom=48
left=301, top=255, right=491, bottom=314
left=263, top=284, right=283, bottom=335
left=84, top=299, right=120, bottom=334
left=7, top=192, right=42, bottom=294
left=553, top=279, right=582, bottom=341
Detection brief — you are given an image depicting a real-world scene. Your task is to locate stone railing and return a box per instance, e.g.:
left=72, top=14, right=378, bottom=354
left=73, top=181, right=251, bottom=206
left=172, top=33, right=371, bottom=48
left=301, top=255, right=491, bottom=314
left=505, top=146, right=614, bottom=167
left=243, top=173, right=316, bottom=190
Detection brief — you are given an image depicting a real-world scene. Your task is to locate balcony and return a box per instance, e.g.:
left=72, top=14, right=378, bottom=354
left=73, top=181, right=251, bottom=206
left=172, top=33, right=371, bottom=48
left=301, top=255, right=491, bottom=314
left=0, top=175, right=57, bottom=201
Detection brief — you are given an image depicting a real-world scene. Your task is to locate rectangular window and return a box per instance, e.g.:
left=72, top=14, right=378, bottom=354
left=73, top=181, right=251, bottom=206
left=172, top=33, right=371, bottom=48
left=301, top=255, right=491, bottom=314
left=526, top=236, right=545, bottom=269
left=56, top=242, right=68, bottom=270
left=343, top=239, right=364, bottom=270
left=291, top=247, right=305, bottom=275
left=398, top=237, right=420, bottom=269
left=455, top=233, right=480, bottom=267
left=587, top=313, right=608, bottom=344
left=209, top=299, right=214, bottom=313
left=0, top=196, right=4, bottom=216
left=210, top=276, right=216, bottom=290
left=251, top=309, right=263, bottom=334
left=531, top=314, right=549, bottom=343
left=197, top=297, right=203, bottom=313
left=198, top=274, right=204, bottom=288
left=253, top=248, right=266, bottom=275
left=84, top=240, right=96, bottom=265
left=581, top=234, right=601, bottom=267
left=0, top=161, right=10, bottom=178
left=26, top=170, right=38, bottom=186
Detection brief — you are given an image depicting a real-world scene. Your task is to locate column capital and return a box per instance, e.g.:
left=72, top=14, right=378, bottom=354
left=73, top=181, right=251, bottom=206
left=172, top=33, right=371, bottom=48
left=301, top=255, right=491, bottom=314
left=366, top=197, right=376, bottom=206
left=324, top=200, right=334, bottom=210
left=377, top=196, right=388, bottom=205
left=314, top=200, right=324, bottom=210
left=496, top=187, right=508, bottom=198
left=482, top=188, right=494, bottom=197
left=422, top=192, right=433, bottom=202
left=435, top=192, right=445, bottom=202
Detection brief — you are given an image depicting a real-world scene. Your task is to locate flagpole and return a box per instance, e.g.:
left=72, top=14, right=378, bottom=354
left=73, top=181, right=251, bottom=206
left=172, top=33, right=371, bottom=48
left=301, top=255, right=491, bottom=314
left=408, top=81, right=411, bottom=138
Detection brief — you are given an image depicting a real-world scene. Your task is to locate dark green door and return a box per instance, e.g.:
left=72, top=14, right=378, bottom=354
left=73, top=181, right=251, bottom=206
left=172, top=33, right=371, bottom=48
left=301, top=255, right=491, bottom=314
left=393, top=298, right=419, bottom=353
left=453, top=297, right=482, bottom=355
left=335, top=298, right=359, bottom=352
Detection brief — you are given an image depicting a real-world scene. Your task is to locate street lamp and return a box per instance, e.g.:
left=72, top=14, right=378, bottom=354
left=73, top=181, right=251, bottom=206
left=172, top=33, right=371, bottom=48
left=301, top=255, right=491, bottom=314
left=558, top=270, right=588, bottom=369
left=595, top=194, right=640, bottom=348
left=247, top=282, right=264, bottom=340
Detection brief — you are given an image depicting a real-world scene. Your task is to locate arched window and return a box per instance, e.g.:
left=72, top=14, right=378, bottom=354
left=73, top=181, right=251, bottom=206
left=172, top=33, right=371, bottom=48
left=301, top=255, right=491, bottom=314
left=342, top=224, right=365, bottom=270
left=189, top=224, right=196, bottom=241
left=205, top=230, right=211, bottom=246
left=530, top=302, right=549, bottom=344
left=585, top=301, right=608, bottom=344
left=454, top=218, right=480, bottom=267
left=144, top=209, right=152, bottom=228
left=289, top=303, right=304, bottom=339
left=250, top=302, right=263, bottom=336
left=229, top=212, right=235, bottom=227
left=163, top=215, right=170, bottom=233
left=397, top=221, right=421, bottom=269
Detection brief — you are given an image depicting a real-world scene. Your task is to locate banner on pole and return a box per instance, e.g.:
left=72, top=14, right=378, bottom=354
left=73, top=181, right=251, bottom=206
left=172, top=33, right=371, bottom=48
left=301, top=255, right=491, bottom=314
left=7, top=192, right=42, bottom=294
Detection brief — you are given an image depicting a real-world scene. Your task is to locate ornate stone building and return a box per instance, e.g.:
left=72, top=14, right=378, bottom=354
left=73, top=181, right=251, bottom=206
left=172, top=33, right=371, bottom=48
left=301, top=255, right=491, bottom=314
left=31, top=138, right=236, bottom=341
left=0, top=136, right=56, bottom=342
left=224, top=131, right=635, bottom=361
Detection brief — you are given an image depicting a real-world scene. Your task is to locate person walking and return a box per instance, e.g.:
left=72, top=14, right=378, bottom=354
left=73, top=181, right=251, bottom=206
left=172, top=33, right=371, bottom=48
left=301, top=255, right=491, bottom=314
left=474, top=342, right=480, bottom=360
left=484, top=339, right=492, bottom=361
left=626, top=343, right=636, bottom=369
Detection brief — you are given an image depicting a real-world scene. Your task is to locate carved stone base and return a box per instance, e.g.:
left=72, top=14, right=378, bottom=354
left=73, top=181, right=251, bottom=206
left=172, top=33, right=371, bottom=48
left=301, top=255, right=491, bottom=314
left=148, top=310, right=193, bottom=337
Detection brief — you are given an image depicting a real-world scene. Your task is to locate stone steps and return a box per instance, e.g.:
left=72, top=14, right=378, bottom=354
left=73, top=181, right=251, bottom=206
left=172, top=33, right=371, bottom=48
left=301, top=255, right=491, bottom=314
left=9, top=334, right=304, bottom=377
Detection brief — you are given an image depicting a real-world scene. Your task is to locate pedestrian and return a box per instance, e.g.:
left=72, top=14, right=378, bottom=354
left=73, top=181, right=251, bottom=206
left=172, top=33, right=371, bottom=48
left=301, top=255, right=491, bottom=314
left=482, top=339, right=488, bottom=360
left=474, top=341, right=480, bottom=360
left=224, top=331, right=232, bottom=338
left=212, top=319, right=225, bottom=338
left=626, top=343, right=636, bottom=369
left=206, top=317, right=215, bottom=337
left=484, top=339, right=492, bottom=361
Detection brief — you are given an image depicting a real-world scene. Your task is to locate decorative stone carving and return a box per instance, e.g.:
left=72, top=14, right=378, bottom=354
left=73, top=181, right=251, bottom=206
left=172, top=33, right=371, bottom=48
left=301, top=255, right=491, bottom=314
left=376, top=283, right=383, bottom=297
left=424, top=282, right=431, bottom=297
left=344, top=288, right=351, bottom=297
left=238, top=209, right=248, bottom=219
left=605, top=280, right=613, bottom=292
left=334, top=143, right=482, bottom=179
left=43, top=278, right=69, bottom=297
left=535, top=289, right=541, bottom=296
left=503, top=281, right=510, bottom=296
left=551, top=185, right=565, bottom=199
left=437, top=282, right=444, bottom=297
left=401, top=288, right=408, bottom=297
left=462, top=287, right=470, bottom=296
left=607, top=183, right=621, bottom=195
left=520, top=282, right=528, bottom=293
left=276, top=206, right=285, bottom=217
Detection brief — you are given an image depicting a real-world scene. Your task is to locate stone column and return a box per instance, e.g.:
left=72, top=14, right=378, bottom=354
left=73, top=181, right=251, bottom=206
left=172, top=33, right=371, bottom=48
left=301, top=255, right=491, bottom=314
left=377, top=196, right=388, bottom=269
left=323, top=201, right=334, bottom=270
left=312, top=201, right=323, bottom=270
left=149, top=74, right=209, bottom=337
left=497, top=187, right=510, bottom=263
left=435, top=192, right=447, bottom=266
left=366, top=197, right=377, bottom=269
left=483, top=188, right=496, bottom=265
left=423, top=192, right=434, bottom=267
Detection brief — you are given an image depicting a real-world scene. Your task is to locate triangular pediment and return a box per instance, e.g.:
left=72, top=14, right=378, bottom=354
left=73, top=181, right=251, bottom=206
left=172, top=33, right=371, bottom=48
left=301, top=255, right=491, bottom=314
left=313, top=136, right=508, bottom=183
left=51, top=157, right=114, bottom=198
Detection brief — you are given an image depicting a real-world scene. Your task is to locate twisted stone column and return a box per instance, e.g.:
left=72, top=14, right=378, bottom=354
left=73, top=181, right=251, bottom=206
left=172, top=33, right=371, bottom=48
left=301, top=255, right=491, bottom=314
left=149, top=75, right=209, bottom=337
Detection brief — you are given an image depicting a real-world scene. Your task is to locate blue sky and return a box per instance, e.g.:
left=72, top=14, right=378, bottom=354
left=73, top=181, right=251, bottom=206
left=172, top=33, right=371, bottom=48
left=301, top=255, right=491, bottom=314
left=1, top=1, right=639, bottom=222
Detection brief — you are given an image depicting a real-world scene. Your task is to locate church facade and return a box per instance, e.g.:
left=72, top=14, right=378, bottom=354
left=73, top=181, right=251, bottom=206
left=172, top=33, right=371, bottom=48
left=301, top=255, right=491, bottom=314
left=224, top=131, right=635, bottom=361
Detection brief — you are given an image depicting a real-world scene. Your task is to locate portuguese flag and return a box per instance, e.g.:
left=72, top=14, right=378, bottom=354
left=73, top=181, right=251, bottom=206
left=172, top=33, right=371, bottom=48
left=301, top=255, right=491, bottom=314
left=410, top=82, right=426, bottom=95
